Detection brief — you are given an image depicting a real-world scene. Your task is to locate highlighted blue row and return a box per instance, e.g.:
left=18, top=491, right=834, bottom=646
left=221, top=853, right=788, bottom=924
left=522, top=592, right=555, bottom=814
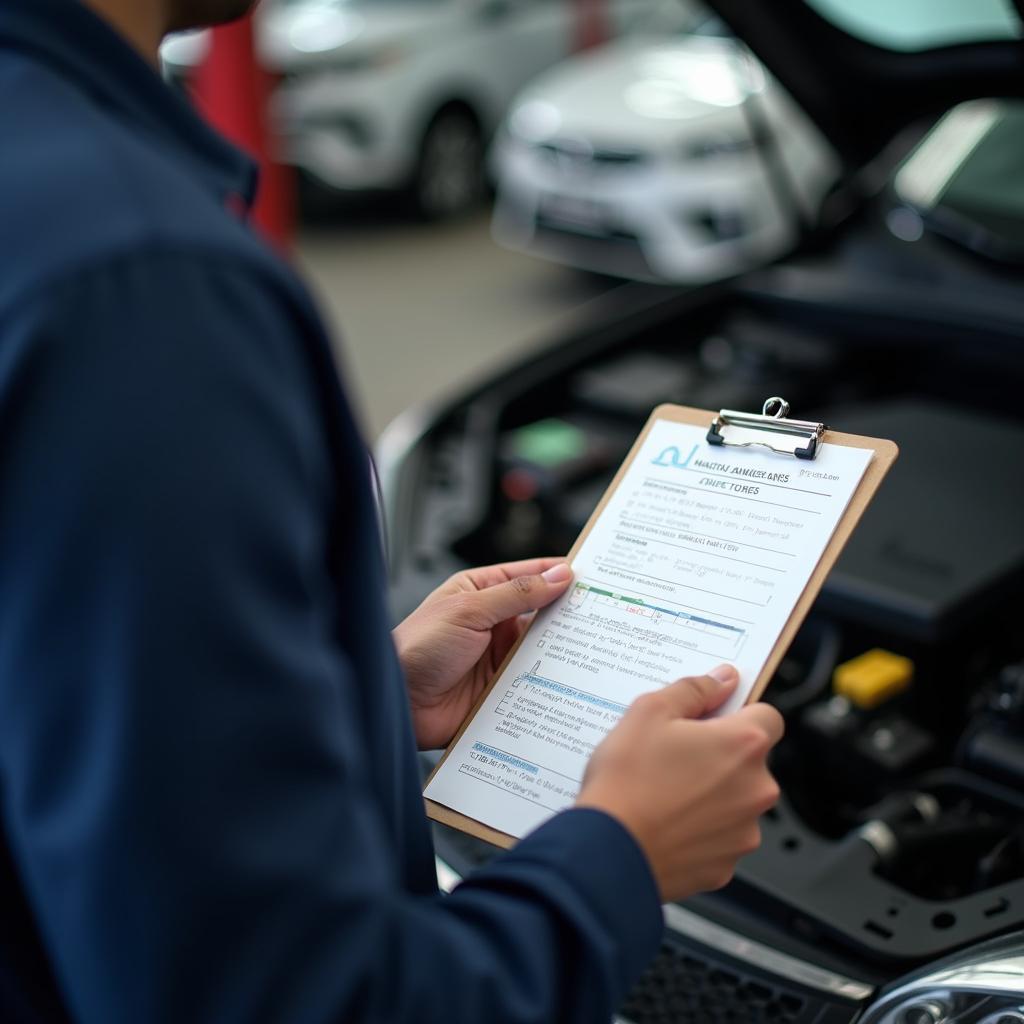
left=575, top=583, right=744, bottom=636
left=647, top=606, right=744, bottom=634
left=472, top=742, right=538, bottom=774
left=523, top=674, right=627, bottom=715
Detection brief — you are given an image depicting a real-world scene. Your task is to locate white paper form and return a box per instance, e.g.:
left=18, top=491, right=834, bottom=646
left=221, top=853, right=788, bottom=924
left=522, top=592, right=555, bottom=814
left=425, top=418, right=873, bottom=839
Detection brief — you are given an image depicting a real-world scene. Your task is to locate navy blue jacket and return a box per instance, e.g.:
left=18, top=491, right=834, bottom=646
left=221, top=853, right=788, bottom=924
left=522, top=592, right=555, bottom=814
left=0, top=2, right=662, bottom=1021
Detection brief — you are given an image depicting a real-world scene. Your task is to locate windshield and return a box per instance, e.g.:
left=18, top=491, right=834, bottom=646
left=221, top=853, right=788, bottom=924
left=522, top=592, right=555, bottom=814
left=804, top=0, right=1021, bottom=52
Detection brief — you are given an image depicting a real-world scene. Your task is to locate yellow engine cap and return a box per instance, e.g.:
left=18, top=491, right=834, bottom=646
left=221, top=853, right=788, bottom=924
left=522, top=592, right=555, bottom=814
left=832, top=648, right=914, bottom=710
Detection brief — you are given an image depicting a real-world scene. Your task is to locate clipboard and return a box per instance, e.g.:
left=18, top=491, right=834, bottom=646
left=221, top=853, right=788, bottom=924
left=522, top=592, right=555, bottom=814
left=425, top=399, right=898, bottom=849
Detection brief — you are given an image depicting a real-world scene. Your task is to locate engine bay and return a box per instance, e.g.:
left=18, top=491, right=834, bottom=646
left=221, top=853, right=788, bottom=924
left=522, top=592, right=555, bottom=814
left=388, top=211, right=1024, bottom=988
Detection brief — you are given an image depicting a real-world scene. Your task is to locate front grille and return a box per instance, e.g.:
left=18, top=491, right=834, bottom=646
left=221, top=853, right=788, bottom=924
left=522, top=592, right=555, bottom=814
left=430, top=813, right=862, bottom=1024
left=533, top=142, right=648, bottom=168
left=529, top=224, right=657, bottom=282
left=620, top=943, right=809, bottom=1024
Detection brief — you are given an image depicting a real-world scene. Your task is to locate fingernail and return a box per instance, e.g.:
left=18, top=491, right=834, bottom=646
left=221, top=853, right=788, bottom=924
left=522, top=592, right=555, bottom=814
left=541, top=563, right=572, bottom=584
left=708, top=663, right=738, bottom=685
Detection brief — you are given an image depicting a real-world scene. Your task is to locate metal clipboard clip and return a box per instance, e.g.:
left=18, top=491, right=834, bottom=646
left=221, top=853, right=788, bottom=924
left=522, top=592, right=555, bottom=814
left=707, top=397, right=825, bottom=460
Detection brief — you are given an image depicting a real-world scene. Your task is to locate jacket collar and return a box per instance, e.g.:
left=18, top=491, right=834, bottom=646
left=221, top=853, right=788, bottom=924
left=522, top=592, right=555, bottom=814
left=0, top=0, right=257, bottom=208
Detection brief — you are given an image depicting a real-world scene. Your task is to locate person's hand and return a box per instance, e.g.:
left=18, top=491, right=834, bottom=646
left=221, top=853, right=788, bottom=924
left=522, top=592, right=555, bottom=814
left=576, top=665, right=783, bottom=903
left=394, top=558, right=574, bottom=750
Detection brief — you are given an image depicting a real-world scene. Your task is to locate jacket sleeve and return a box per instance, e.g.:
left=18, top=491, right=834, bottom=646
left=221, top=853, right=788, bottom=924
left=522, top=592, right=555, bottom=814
left=0, top=249, right=663, bottom=1024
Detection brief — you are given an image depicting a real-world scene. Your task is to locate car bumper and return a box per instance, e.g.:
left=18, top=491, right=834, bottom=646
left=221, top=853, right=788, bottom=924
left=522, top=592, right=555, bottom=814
left=491, top=137, right=797, bottom=283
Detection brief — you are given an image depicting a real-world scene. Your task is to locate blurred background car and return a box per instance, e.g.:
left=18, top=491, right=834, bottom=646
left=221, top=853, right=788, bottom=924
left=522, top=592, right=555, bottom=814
left=162, top=0, right=665, bottom=220
left=490, top=4, right=840, bottom=282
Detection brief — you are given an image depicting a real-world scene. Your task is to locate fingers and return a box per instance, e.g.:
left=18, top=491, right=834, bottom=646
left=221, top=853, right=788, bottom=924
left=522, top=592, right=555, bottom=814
left=639, top=665, right=738, bottom=721
left=732, top=702, right=785, bottom=746
left=487, top=616, right=526, bottom=671
left=455, top=564, right=574, bottom=629
left=459, top=557, right=570, bottom=591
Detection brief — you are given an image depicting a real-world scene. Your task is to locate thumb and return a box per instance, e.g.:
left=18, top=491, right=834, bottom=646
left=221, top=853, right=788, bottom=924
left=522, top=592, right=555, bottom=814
left=459, top=564, right=574, bottom=629
left=651, top=664, right=739, bottom=720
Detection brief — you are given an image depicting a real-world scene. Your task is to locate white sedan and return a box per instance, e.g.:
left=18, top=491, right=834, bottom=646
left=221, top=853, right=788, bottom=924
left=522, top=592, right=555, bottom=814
left=164, top=0, right=661, bottom=219
left=491, top=12, right=840, bottom=281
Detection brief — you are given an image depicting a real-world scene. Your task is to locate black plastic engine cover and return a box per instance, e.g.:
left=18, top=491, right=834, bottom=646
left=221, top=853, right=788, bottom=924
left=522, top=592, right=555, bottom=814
left=817, top=400, right=1024, bottom=643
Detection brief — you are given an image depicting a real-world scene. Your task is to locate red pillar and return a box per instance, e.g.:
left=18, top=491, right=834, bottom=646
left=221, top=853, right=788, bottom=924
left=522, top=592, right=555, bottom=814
left=193, top=13, right=294, bottom=251
left=573, top=0, right=611, bottom=52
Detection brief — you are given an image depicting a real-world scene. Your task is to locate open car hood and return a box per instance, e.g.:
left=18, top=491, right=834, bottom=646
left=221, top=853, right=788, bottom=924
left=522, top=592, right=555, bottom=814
left=702, top=0, right=1024, bottom=167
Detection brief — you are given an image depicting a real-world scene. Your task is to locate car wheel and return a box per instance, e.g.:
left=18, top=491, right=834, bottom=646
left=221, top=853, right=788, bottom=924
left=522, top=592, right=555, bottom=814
left=411, top=108, right=485, bottom=220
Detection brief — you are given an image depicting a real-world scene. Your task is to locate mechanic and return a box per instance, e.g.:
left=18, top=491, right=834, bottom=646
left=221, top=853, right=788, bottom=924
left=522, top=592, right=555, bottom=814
left=0, top=1, right=784, bottom=1021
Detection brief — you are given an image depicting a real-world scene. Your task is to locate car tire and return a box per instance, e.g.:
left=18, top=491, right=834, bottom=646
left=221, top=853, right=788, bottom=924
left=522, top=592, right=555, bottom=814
left=410, top=107, right=485, bottom=221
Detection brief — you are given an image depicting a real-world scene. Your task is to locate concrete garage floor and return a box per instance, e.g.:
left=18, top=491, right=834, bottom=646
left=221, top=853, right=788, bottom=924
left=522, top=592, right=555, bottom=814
left=297, top=206, right=611, bottom=439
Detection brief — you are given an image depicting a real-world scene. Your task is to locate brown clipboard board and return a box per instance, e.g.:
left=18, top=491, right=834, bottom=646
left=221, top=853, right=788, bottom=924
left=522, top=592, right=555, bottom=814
left=424, top=402, right=899, bottom=850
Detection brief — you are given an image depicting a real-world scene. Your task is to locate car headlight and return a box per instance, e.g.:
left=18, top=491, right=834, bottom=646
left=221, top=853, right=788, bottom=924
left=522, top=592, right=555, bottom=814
left=860, top=990, right=1023, bottom=1024
left=858, top=939, right=1024, bottom=1024
left=286, top=9, right=365, bottom=54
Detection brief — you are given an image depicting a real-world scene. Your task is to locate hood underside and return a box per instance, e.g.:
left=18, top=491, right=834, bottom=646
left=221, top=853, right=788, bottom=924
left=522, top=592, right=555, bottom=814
left=702, top=0, right=1024, bottom=167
